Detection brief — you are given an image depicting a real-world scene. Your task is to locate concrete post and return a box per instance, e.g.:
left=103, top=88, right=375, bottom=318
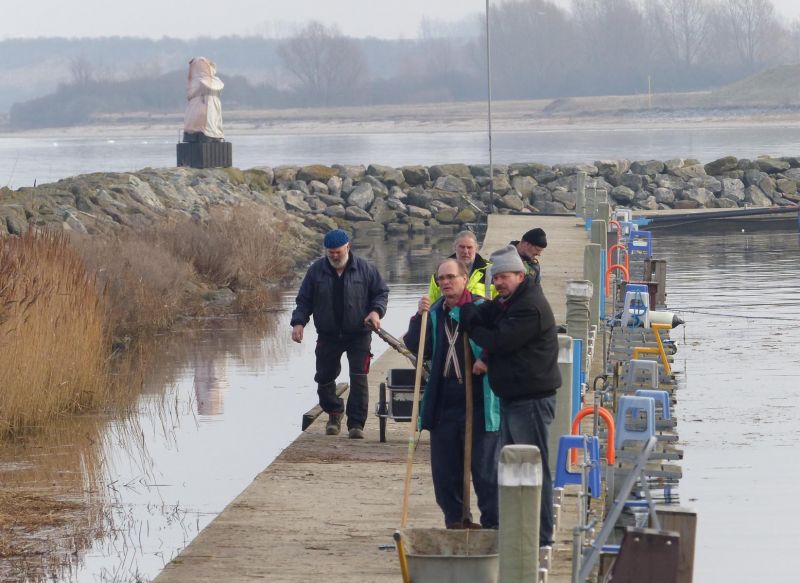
left=548, top=334, right=574, bottom=474
left=591, top=221, right=608, bottom=320
left=499, top=445, right=542, bottom=582
left=597, top=201, right=610, bottom=225
left=596, top=188, right=608, bottom=204
left=584, top=243, right=602, bottom=327
left=585, top=187, right=597, bottom=222
left=576, top=171, right=587, bottom=219
left=566, top=280, right=593, bottom=349
left=591, top=220, right=608, bottom=251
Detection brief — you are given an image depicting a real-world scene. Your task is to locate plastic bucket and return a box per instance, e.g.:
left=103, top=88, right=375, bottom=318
left=399, top=528, right=498, bottom=583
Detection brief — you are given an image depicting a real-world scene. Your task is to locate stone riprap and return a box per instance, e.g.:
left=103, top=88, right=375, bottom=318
left=1, top=156, right=798, bottom=239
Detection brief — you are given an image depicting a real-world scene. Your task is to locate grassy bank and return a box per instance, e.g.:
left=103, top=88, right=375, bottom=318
left=0, top=201, right=306, bottom=435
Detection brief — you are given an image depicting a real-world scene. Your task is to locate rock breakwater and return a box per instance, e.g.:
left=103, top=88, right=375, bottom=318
left=1, top=155, right=798, bottom=241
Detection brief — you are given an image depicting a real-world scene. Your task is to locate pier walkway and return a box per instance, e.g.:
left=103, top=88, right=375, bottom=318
left=155, top=215, right=587, bottom=583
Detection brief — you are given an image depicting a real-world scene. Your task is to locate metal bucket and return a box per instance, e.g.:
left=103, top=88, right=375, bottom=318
left=399, top=528, right=498, bottom=583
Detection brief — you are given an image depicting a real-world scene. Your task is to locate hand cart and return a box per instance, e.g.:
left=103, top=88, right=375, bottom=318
left=375, top=368, right=426, bottom=443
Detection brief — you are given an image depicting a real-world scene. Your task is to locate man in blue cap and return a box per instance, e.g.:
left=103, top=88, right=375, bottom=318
left=291, top=229, right=390, bottom=438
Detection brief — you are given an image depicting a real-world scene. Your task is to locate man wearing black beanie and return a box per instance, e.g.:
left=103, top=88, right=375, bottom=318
left=509, top=227, right=548, bottom=284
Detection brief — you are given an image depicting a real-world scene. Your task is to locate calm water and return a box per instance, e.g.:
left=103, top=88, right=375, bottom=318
left=2, top=122, right=799, bottom=581
left=0, top=234, right=454, bottom=582
left=653, top=227, right=800, bottom=583
left=1, top=225, right=797, bottom=581
left=3, top=124, right=800, bottom=188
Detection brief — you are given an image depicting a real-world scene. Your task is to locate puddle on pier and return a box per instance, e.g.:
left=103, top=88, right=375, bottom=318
left=0, top=233, right=456, bottom=582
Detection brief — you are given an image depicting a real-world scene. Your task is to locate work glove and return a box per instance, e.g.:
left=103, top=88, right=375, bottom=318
left=459, top=302, right=478, bottom=331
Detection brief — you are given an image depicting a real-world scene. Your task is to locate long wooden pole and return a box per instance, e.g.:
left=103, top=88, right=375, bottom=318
left=400, top=309, right=429, bottom=528
left=462, top=333, right=474, bottom=525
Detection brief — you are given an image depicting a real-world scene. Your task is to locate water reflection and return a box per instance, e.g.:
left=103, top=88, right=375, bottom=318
left=653, top=226, right=799, bottom=583
left=0, top=232, right=459, bottom=582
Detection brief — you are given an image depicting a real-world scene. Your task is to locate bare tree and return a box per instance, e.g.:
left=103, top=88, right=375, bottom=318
left=572, top=0, right=652, bottom=93
left=487, top=0, right=577, bottom=99
left=647, top=0, right=713, bottom=67
left=69, top=57, right=94, bottom=87
left=787, top=18, right=800, bottom=63
left=278, top=21, right=367, bottom=106
left=716, top=0, right=779, bottom=71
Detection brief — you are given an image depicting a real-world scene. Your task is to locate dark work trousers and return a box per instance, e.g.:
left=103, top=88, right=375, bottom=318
left=429, top=377, right=500, bottom=528
left=500, top=394, right=556, bottom=546
left=314, top=333, right=372, bottom=430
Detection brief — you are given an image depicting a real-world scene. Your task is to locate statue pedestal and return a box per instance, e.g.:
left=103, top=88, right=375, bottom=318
left=177, top=141, right=232, bottom=169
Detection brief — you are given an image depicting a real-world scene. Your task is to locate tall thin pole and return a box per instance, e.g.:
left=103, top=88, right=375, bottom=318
left=486, top=0, right=494, bottom=215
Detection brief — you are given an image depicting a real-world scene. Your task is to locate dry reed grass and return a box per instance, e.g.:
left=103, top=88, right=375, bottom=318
left=71, top=234, right=198, bottom=337
left=0, top=231, right=109, bottom=435
left=160, top=202, right=296, bottom=290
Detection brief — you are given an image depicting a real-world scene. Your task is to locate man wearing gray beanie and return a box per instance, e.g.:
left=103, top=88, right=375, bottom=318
left=460, top=244, right=561, bottom=548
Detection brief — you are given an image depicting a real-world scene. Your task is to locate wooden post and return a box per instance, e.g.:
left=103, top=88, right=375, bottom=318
left=644, top=259, right=668, bottom=308
left=656, top=506, right=697, bottom=583
left=462, top=334, right=474, bottom=525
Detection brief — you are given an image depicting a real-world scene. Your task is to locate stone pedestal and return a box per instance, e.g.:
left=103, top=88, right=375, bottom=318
left=177, top=141, right=232, bottom=169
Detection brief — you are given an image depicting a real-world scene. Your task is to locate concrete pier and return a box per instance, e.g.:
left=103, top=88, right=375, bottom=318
left=155, top=215, right=588, bottom=583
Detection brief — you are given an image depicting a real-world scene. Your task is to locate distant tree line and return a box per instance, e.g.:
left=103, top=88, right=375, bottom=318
left=6, top=0, right=800, bottom=127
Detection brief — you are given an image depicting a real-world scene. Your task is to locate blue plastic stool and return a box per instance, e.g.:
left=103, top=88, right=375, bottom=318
left=554, top=435, right=602, bottom=497
left=623, top=359, right=659, bottom=391
left=615, top=396, right=656, bottom=449
left=634, top=389, right=671, bottom=420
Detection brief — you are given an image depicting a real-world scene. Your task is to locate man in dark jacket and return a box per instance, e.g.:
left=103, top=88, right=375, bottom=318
left=509, top=227, right=547, bottom=284
left=404, top=258, right=500, bottom=529
left=291, top=229, right=389, bottom=439
left=460, top=244, right=561, bottom=547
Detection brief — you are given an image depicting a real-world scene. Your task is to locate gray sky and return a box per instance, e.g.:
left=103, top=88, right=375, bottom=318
left=3, top=0, right=800, bottom=40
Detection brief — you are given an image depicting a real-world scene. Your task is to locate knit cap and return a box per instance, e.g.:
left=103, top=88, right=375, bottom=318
left=522, top=227, right=547, bottom=248
left=489, top=245, right=525, bottom=274
left=323, top=229, right=350, bottom=249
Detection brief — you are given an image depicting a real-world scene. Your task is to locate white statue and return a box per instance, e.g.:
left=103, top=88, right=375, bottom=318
left=183, top=57, right=224, bottom=141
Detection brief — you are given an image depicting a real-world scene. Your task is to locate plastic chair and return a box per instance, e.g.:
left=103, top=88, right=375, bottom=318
left=554, top=435, right=602, bottom=497
left=615, top=396, right=656, bottom=449
left=623, top=359, right=659, bottom=391
left=634, top=389, right=671, bottom=420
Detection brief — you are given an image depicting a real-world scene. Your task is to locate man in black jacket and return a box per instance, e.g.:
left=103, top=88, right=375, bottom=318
left=509, top=227, right=547, bottom=284
left=291, top=229, right=389, bottom=439
left=460, top=244, right=561, bottom=547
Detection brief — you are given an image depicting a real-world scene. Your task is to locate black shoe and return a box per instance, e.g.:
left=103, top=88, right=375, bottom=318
left=325, top=413, right=342, bottom=435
